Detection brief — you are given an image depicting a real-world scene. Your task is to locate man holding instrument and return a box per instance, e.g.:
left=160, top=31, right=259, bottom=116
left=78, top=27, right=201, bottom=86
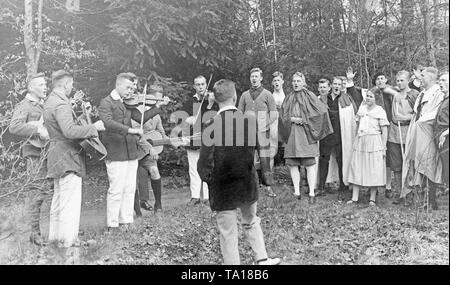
left=43, top=70, right=105, bottom=248
left=132, top=84, right=167, bottom=215
left=9, top=73, right=50, bottom=245
left=99, top=73, right=169, bottom=230
left=180, top=75, right=218, bottom=206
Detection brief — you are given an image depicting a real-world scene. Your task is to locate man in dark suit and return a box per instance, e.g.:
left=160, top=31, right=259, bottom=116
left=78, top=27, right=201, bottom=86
left=98, top=73, right=169, bottom=230
left=197, top=79, right=280, bottom=265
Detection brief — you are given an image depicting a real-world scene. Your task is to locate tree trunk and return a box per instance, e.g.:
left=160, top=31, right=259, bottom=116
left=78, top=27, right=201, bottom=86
left=24, top=0, right=36, bottom=78
left=270, top=0, right=277, bottom=62
left=24, top=0, right=44, bottom=79
left=400, top=0, right=412, bottom=69
left=256, top=0, right=267, bottom=50
left=420, top=0, right=437, bottom=66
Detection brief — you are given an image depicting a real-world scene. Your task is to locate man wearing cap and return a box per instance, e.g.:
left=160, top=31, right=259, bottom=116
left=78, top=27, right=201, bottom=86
left=9, top=73, right=50, bottom=245
left=43, top=70, right=105, bottom=248
left=402, top=67, right=445, bottom=210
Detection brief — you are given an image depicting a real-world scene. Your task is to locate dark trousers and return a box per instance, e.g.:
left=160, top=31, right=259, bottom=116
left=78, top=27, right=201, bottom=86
left=318, top=141, right=345, bottom=191
left=134, top=164, right=162, bottom=216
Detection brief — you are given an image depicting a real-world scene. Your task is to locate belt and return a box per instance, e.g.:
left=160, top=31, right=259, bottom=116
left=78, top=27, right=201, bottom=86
left=392, top=120, right=410, bottom=126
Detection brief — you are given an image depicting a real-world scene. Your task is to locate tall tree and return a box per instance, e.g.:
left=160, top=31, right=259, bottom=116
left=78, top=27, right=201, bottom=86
left=23, top=0, right=43, bottom=78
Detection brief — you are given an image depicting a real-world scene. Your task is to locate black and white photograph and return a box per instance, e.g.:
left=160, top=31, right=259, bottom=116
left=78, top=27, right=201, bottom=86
left=0, top=0, right=448, bottom=270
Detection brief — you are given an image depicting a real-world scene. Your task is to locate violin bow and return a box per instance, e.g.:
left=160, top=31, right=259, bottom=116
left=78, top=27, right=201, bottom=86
left=193, top=73, right=213, bottom=125
left=140, top=82, right=148, bottom=130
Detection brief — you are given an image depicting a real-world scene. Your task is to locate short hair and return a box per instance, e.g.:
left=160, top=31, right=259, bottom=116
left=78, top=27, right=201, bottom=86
left=318, top=78, right=330, bottom=86
left=51, top=70, right=73, bottom=86
left=148, top=84, right=163, bottom=95
left=396, top=70, right=410, bottom=79
left=116, top=72, right=136, bottom=86
left=292, top=72, right=305, bottom=81
left=272, top=71, right=283, bottom=80
left=332, top=76, right=343, bottom=84
left=372, top=71, right=387, bottom=86
left=423, top=66, right=439, bottom=80
left=27, top=72, right=45, bottom=87
left=194, top=75, right=206, bottom=83
left=213, top=79, right=236, bottom=103
left=250, top=67, right=263, bottom=76
left=339, top=76, right=347, bottom=83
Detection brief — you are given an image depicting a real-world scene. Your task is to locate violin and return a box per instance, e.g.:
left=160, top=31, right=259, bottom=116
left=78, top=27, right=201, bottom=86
left=72, top=90, right=108, bottom=160
left=123, top=94, right=173, bottom=108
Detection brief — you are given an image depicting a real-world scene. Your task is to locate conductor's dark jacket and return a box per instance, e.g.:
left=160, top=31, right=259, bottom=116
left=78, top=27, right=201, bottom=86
left=197, top=106, right=258, bottom=211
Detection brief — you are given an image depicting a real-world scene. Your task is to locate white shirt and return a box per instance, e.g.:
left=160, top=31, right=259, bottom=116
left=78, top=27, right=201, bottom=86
left=217, top=105, right=238, bottom=116
left=414, top=84, right=444, bottom=122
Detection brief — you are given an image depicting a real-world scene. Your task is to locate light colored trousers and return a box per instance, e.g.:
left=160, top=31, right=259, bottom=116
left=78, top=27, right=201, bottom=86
left=48, top=173, right=82, bottom=248
left=105, top=159, right=138, bottom=227
left=186, top=149, right=209, bottom=199
left=216, top=202, right=268, bottom=265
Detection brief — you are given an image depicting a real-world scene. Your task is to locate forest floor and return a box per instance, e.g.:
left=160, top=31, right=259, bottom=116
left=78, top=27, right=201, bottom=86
left=0, top=160, right=448, bottom=265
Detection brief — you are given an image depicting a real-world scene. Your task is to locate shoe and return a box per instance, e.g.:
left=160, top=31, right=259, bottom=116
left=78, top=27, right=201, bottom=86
left=315, top=188, right=326, bottom=197
left=154, top=208, right=163, bottom=215
left=385, top=189, right=393, bottom=199
left=369, top=200, right=376, bottom=207
left=347, top=199, right=357, bottom=204
left=337, top=191, right=346, bottom=202
left=308, top=196, right=316, bottom=204
left=30, top=232, right=46, bottom=246
left=188, top=198, right=201, bottom=206
left=256, top=257, right=281, bottom=265
left=140, top=200, right=153, bottom=211
left=266, top=187, right=277, bottom=197
left=293, top=193, right=301, bottom=200
left=202, top=199, right=209, bottom=205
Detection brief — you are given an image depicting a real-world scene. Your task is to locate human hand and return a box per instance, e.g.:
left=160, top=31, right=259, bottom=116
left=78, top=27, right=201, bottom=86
left=93, top=120, right=105, bottom=131
left=37, top=125, right=49, bottom=140
left=156, top=96, right=170, bottom=108
left=412, top=66, right=422, bottom=80
left=185, top=116, right=196, bottom=126
left=128, top=128, right=143, bottom=136
left=439, top=130, right=449, bottom=148
left=207, top=92, right=215, bottom=109
left=149, top=148, right=159, bottom=160
left=347, top=67, right=356, bottom=81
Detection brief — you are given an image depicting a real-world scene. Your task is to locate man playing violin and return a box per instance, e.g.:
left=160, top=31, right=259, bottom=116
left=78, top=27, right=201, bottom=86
left=9, top=73, right=50, bottom=245
left=43, top=70, right=105, bottom=248
left=99, top=73, right=169, bottom=230
left=132, top=84, right=167, bottom=215
left=179, top=75, right=218, bottom=206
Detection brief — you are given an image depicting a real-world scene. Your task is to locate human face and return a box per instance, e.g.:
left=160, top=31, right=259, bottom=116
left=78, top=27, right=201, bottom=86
left=332, top=79, right=342, bottom=95
left=375, top=75, right=387, bottom=88
left=194, top=77, right=207, bottom=95
left=318, top=82, right=330, bottom=97
left=396, top=74, right=409, bottom=91
left=250, top=72, right=263, bottom=88
left=65, top=78, right=74, bottom=95
left=131, top=80, right=138, bottom=94
left=272, top=76, right=284, bottom=91
left=292, top=75, right=305, bottom=91
left=365, top=91, right=376, bottom=107
left=116, top=79, right=134, bottom=98
left=29, top=77, right=47, bottom=99
left=439, top=74, right=449, bottom=94
left=421, top=71, right=436, bottom=88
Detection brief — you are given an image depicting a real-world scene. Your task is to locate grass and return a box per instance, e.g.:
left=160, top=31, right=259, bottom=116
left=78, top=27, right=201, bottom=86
left=0, top=164, right=448, bottom=265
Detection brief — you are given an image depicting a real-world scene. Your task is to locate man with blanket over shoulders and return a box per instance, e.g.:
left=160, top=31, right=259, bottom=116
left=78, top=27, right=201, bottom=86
left=402, top=67, right=444, bottom=210
left=317, top=76, right=357, bottom=201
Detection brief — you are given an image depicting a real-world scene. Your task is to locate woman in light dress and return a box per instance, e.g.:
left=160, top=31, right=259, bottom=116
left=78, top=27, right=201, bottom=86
left=347, top=90, right=390, bottom=206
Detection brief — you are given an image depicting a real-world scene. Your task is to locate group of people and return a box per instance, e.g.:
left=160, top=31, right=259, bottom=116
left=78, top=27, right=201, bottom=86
left=8, top=63, right=448, bottom=265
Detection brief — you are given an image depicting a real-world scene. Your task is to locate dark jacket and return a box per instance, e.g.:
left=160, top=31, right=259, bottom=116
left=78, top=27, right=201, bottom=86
left=9, top=97, right=45, bottom=158
left=43, top=89, right=98, bottom=179
left=197, top=108, right=258, bottom=211
left=98, top=93, right=161, bottom=161
left=180, top=93, right=218, bottom=150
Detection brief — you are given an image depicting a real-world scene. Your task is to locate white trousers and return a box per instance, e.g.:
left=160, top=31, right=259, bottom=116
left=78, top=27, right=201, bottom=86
left=187, top=149, right=209, bottom=199
left=48, top=173, right=82, bottom=248
left=105, top=159, right=138, bottom=227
